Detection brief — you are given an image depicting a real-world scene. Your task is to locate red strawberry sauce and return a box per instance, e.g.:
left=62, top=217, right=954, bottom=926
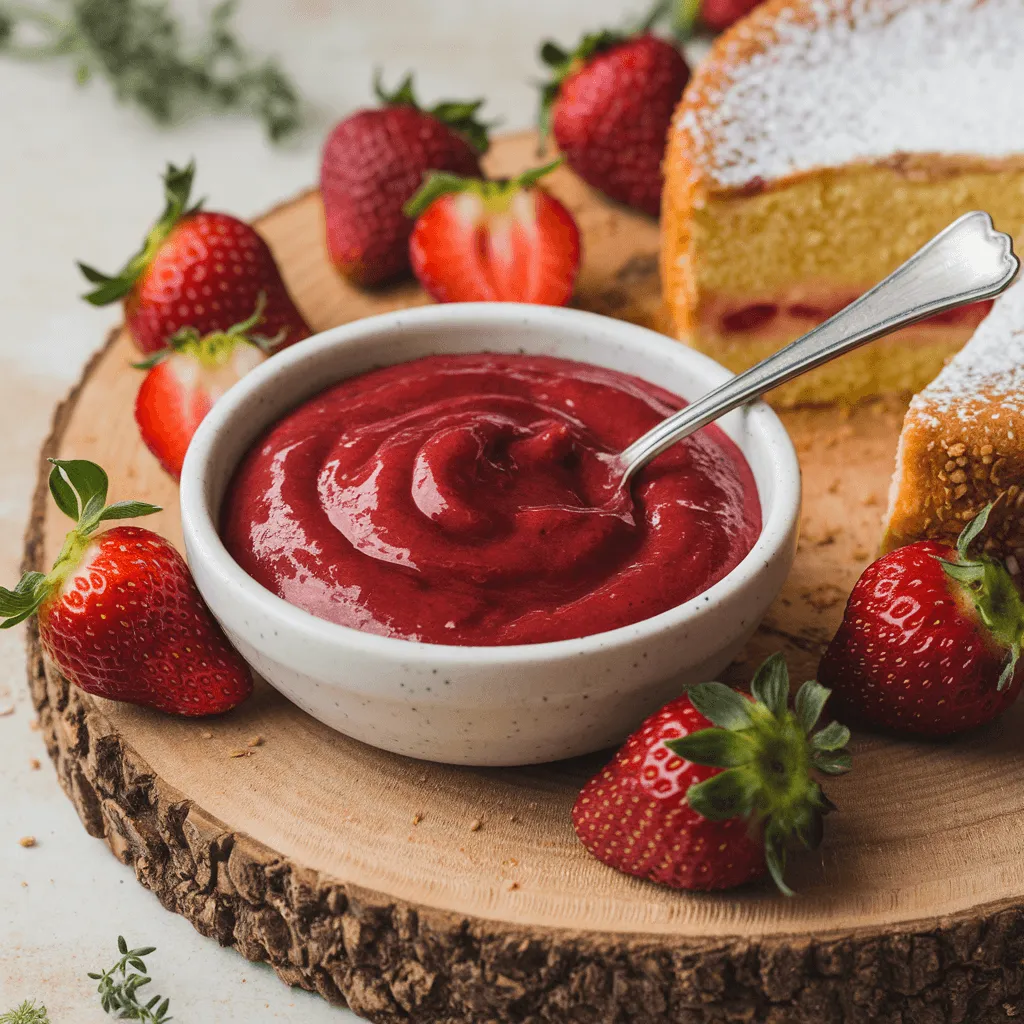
left=220, top=354, right=761, bottom=646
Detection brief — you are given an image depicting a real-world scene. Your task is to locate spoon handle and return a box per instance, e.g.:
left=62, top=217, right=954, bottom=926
left=617, top=211, right=1019, bottom=484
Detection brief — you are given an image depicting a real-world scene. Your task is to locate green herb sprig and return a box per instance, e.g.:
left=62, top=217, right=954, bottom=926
left=0, top=1001, right=50, bottom=1024
left=0, top=0, right=301, bottom=141
left=88, top=936, right=172, bottom=1023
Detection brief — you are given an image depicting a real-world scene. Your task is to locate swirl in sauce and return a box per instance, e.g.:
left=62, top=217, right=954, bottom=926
left=221, top=354, right=761, bottom=646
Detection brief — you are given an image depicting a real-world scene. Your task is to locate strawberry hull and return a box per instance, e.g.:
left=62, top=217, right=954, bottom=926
left=406, top=171, right=581, bottom=306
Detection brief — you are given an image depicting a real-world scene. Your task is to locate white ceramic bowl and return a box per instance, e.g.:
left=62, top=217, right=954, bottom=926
left=180, top=304, right=800, bottom=766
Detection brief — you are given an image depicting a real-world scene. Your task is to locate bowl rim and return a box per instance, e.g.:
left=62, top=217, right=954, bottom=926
left=180, top=302, right=800, bottom=665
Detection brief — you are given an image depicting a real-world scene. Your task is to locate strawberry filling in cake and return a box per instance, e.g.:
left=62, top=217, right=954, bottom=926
left=706, top=292, right=993, bottom=348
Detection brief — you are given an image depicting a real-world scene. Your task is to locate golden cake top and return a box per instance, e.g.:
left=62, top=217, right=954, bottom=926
left=675, top=0, right=1024, bottom=192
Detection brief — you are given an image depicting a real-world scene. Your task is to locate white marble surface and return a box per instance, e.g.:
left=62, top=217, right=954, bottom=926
left=0, top=1, right=690, bottom=1019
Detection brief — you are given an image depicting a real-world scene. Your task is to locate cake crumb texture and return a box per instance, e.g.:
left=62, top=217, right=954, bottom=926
left=884, top=278, right=1024, bottom=555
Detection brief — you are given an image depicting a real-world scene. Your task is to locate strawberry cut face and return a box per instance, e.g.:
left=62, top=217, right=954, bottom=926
left=134, top=310, right=269, bottom=481
left=55, top=542, right=104, bottom=606
left=453, top=190, right=540, bottom=301
left=409, top=184, right=580, bottom=306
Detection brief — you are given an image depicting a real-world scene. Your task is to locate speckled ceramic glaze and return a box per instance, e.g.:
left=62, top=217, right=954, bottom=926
left=180, top=304, right=800, bottom=766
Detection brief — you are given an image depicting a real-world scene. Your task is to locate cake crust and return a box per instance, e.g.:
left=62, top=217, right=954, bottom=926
left=884, top=280, right=1024, bottom=559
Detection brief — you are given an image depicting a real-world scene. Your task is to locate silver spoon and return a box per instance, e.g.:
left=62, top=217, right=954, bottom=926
left=614, top=211, right=1020, bottom=488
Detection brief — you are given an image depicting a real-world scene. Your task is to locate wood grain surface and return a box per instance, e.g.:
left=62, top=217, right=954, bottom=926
left=23, top=133, right=1024, bottom=1023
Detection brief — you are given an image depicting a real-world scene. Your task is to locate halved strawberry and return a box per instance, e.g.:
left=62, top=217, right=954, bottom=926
left=403, top=160, right=581, bottom=306
left=134, top=298, right=279, bottom=480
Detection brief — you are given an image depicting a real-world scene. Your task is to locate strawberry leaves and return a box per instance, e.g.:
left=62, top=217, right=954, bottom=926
left=794, top=672, right=831, bottom=733
left=374, top=71, right=493, bottom=154
left=0, top=461, right=160, bottom=630
left=937, top=503, right=1024, bottom=691
left=687, top=680, right=752, bottom=730
left=403, top=159, right=562, bottom=220
left=48, top=460, right=161, bottom=535
left=131, top=292, right=281, bottom=371
left=749, top=650, right=789, bottom=716
left=667, top=653, right=851, bottom=895
left=0, top=572, right=50, bottom=630
left=955, top=501, right=993, bottom=557
left=79, top=162, right=201, bottom=306
left=669, top=725, right=755, bottom=768
left=684, top=764, right=761, bottom=821
left=48, top=459, right=107, bottom=521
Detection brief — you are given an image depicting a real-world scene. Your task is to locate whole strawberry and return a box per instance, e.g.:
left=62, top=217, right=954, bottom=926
left=404, top=160, right=581, bottom=306
left=134, top=296, right=279, bottom=480
left=321, top=73, right=490, bottom=287
left=1, top=460, right=252, bottom=716
left=538, top=20, right=689, bottom=216
left=573, top=654, right=851, bottom=893
left=79, top=162, right=311, bottom=355
left=819, top=505, right=1024, bottom=737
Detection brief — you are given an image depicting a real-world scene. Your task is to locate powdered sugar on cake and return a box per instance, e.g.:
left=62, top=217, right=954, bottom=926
left=683, top=0, right=1024, bottom=188
left=912, top=277, right=1024, bottom=425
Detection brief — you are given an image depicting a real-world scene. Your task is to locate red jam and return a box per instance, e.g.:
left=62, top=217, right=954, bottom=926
left=718, top=297, right=993, bottom=336
left=220, top=354, right=761, bottom=646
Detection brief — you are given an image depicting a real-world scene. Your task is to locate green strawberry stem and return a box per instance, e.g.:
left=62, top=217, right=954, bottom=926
left=373, top=71, right=494, bottom=154
left=78, top=161, right=201, bottom=306
left=131, top=292, right=283, bottom=370
left=0, top=461, right=160, bottom=629
left=403, top=159, right=563, bottom=220
left=937, top=503, right=1024, bottom=690
left=666, top=653, right=851, bottom=896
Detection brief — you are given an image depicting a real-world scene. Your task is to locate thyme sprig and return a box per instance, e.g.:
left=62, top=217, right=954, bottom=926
left=0, top=0, right=301, bottom=141
left=88, top=936, right=172, bottom=1022
left=0, top=1002, right=50, bottom=1024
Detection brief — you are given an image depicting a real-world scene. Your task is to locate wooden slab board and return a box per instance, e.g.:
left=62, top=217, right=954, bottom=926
left=23, top=133, right=1024, bottom=1023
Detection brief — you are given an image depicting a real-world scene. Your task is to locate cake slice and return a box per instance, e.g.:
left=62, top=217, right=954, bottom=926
left=661, top=0, right=1024, bottom=406
left=883, top=278, right=1024, bottom=560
